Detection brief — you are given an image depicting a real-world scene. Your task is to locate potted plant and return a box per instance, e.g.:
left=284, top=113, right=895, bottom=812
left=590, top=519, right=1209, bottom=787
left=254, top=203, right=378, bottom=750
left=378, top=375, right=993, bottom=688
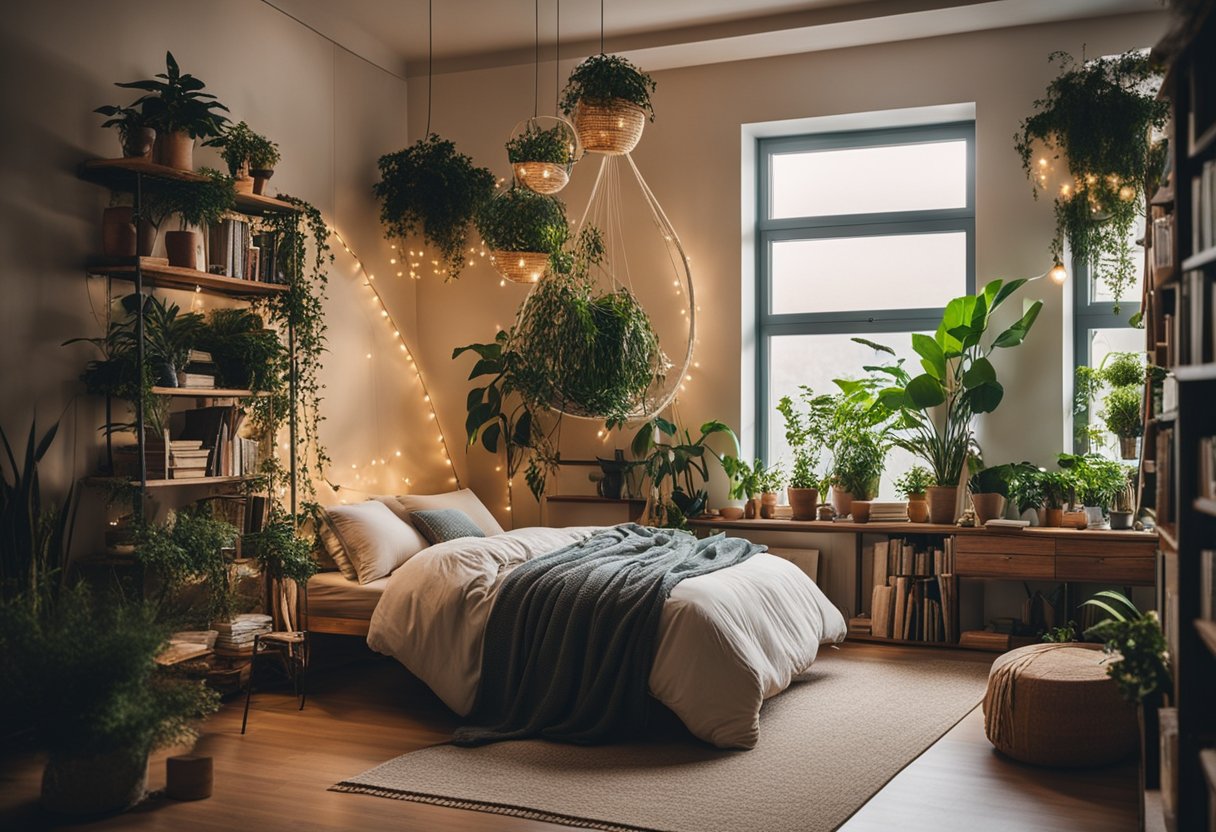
left=776, top=387, right=834, bottom=520
left=1040, top=469, right=1076, bottom=528
left=560, top=53, right=656, bottom=155
left=158, top=168, right=236, bottom=269
left=721, top=456, right=763, bottom=520
left=1008, top=465, right=1047, bottom=525
left=1103, top=384, right=1144, bottom=461
left=113, top=51, right=230, bottom=171
left=1061, top=453, right=1131, bottom=529
left=895, top=465, right=935, bottom=523
left=135, top=507, right=240, bottom=623
left=241, top=519, right=317, bottom=623
left=474, top=185, right=569, bottom=284
left=507, top=120, right=577, bottom=195
left=1015, top=51, right=1168, bottom=314
left=248, top=134, right=281, bottom=196
left=216, top=121, right=277, bottom=195
left=93, top=104, right=156, bottom=159
left=968, top=463, right=1009, bottom=525
left=824, top=390, right=887, bottom=518
left=846, top=278, right=1043, bottom=525
left=375, top=134, right=496, bottom=280
left=630, top=418, right=740, bottom=528
left=757, top=463, right=786, bottom=520
left=196, top=308, right=285, bottom=391
left=1075, top=351, right=1145, bottom=455
left=1110, top=467, right=1137, bottom=529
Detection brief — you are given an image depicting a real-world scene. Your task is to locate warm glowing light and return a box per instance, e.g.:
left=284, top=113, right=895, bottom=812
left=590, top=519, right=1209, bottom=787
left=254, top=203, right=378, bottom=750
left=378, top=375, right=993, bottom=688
left=1049, top=263, right=1068, bottom=285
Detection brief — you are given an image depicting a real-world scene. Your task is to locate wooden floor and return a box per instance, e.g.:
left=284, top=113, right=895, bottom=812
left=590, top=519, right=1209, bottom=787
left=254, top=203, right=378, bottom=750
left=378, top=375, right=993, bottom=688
left=0, top=641, right=1138, bottom=831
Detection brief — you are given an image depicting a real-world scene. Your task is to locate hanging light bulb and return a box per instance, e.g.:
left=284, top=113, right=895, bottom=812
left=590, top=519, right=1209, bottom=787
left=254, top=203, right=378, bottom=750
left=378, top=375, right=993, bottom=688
left=1049, top=262, right=1068, bottom=285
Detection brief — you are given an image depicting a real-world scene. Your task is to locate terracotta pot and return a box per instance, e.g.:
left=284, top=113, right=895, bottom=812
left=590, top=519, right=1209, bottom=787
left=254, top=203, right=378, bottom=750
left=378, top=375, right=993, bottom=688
left=165, top=230, right=201, bottom=270
left=760, top=492, right=779, bottom=519
left=1109, top=510, right=1134, bottom=530
left=234, top=175, right=254, bottom=195
left=744, top=497, right=760, bottom=520
left=907, top=495, right=929, bottom=523
left=829, top=485, right=854, bottom=518
left=718, top=506, right=744, bottom=521
left=121, top=126, right=156, bottom=159
left=251, top=168, right=275, bottom=195
left=1044, top=507, right=1064, bottom=527
left=926, top=485, right=958, bottom=525
left=158, top=130, right=194, bottom=170
left=1119, top=436, right=1140, bottom=460
left=42, top=750, right=148, bottom=815
left=137, top=219, right=157, bottom=257
left=102, top=207, right=137, bottom=257
left=971, top=493, right=1006, bottom=525
left=787, top=487, right=819, bottom=520
left=852, top=501, right=872, bottom=523
left=816, top=504, right=834, bottom=521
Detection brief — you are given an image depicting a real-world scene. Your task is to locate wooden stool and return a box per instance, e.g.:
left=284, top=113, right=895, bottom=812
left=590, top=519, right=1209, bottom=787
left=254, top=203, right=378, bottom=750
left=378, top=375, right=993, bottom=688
left=240, top=631, right=308, bottom=734
left=166, top=754, right=212, bottom=801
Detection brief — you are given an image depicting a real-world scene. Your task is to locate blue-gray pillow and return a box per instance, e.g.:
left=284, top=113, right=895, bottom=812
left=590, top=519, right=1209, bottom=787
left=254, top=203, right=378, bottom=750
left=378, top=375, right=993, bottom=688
left=410, top=508, right=486, bottom=545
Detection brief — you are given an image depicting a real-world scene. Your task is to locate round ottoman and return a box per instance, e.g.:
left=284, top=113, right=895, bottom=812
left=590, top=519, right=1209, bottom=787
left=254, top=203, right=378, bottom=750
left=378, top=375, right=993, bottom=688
left=981, top=642, right=1137, bottom=767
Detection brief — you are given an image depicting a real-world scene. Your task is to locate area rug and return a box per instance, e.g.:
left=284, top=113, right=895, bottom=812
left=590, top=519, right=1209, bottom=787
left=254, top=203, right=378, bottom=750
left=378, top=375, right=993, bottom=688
left=332, top=653, right=991, bottom=832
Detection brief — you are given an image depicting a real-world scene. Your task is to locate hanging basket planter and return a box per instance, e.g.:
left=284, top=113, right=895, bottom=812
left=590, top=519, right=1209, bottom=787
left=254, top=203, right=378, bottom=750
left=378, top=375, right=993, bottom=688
left=507, top=117, right=579, bottom=195
left=490, top=250, right=551, bottom=284
left=560, top=54, right=656, bottom=157
left=572, top=99, right=646, bottom=156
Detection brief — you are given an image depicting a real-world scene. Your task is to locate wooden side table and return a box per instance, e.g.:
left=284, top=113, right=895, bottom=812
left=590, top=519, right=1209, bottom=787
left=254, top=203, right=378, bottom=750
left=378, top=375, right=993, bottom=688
left=240, top=630, right=308, bottom=734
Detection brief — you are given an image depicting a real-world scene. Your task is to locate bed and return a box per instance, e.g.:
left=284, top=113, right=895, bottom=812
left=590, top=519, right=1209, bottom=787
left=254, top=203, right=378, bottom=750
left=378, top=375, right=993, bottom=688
left=304, top=571, right=383, bottom=637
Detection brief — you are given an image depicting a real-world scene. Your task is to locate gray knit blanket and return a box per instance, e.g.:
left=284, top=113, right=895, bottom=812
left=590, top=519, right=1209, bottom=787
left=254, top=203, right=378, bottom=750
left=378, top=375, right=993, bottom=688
left=452, top=523, right=764, bottom=746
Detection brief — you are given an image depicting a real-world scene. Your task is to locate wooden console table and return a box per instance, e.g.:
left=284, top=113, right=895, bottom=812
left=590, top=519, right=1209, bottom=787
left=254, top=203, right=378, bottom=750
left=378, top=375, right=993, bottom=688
left=689, top=518, right=1159, bottom=647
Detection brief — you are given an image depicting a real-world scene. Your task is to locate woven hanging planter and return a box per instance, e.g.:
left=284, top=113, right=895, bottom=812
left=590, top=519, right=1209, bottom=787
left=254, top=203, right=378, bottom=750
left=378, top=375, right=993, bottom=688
left=514, top=162, right=570, bottom=195
left=490, top=250, right=550, bottom=284
left=573, top=99, right=646, bottom=156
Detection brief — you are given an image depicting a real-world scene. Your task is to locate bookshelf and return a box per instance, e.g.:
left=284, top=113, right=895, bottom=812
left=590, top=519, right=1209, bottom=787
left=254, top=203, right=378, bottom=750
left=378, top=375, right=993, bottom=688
left=87, top=256, right=289, bottom=297
left=1146, top=2, right=1216, bottom=828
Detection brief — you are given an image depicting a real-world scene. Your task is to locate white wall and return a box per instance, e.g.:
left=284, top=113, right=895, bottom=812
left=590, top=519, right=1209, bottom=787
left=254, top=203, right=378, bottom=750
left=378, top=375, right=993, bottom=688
left=407, top=11, right=1167, bottom=535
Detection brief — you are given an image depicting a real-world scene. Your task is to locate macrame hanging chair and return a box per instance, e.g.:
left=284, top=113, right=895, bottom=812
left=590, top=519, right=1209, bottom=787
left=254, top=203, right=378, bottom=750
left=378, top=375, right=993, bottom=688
left=512, top=152, right=695, bottom=423
left=509, top=116, right=581, bottom=196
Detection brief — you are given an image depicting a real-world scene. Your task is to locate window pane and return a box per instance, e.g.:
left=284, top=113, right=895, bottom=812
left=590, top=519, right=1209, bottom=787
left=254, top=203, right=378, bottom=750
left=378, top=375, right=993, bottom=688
left=1091, top=215, right=1146, bottom=304
left=1082, top=327, right=1147, bottom=459
left=770, top=140, right=967, bottom=219
left=767, top=333, right=922, bottom=500
left=771, top=232, right=966, bottom=315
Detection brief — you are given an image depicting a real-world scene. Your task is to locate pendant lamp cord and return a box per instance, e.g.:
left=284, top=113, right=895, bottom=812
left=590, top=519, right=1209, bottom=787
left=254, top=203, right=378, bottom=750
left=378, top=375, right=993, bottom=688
left=555, top=0, right=561, bottom=114
left=533, top=0, right=539, bottom=118
left=425, top=0, right=433, bottom=136
left=600, top=0, right=605, bottom=54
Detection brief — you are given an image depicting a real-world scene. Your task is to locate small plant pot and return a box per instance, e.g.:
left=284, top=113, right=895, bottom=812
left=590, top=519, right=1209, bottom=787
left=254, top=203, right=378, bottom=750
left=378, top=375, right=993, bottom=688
left=744, top=497, right=760, bottom=520
left=1119, top=435, right=1140, bottom=460
left=137, top=219, right=158, bottom=257
left=971, top=493, right=1007, bottom=525
left=234, top=175, right=255, bottom=195
left=102, top=206, right=137, bottom=257
left=907, top=495, right=929, bottom=523
left=1044, top=507, right=1064, bottom=527
left=760, top=492, right=779, bottom=519
left=514, top=161, right=569, bottom=195
left=816, top=504, right=834, bottom=521
left=250, top=168, right=275, bottom=195
left=158, top=130, right=194, bottom=171
left=42, top=750, right=148, bottom=815
left=1083, top=506, right=1108, bottom=529
left=165, top=230, right=202, bottom=270
left=573, top=99, right=646, bottom=155
left=829, top=485, right=854, bottom=518
left=852, top=501, right=872, bottom=523
left=490, top=250, right=550, bottom=284
left=925, top=485, right=958, bottom=525
left=1062, top=509, right=1088, bottom=529
left=1109, top=510, right=1134, bottom=530
left=787, top=487, right=819, bottom=520
left=121, top=126, right=156, bottom=159
left=718, top=506, right=744, bottom=521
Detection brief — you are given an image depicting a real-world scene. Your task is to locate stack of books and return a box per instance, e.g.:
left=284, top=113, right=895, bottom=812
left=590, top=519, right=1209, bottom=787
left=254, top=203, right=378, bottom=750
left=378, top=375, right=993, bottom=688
left=208, top=216, right=259, bottom=280
left=212, top=613, right=273, bottom=657
left=177, top=349, right=218, bottom=389
left=115, top=436, right=210, bottom=479
left=252, top=232, right=281, bottom=283
left=868, top=501, right=910, bottom=522
left=868, top=538, right=958, bottom=644
left=163, top=438, right=210, bottom=479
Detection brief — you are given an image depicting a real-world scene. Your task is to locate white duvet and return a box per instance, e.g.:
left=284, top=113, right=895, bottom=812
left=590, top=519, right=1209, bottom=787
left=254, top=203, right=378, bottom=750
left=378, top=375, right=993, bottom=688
left=366, top=526, right=846, bottom=749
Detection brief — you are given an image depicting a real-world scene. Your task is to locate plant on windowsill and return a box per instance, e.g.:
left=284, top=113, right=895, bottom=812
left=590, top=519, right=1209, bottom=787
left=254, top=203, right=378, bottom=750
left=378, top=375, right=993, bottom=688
left=374, top=134, right=496, bottom=279
left=1059, top=452, right=1132, bottom=528
left=631, top=418, right=740, bottom=529
left=1074, top=351, right=1145, bottom=456
left=560, top=53, right=656, bottom=155
left=720, top=456, right=765, bottom=520
left=1014, top=50, right=1168, bottom=315
left=895, top=465, right=935, bottom=523
left=777, top=388, right=835, bottom=519
left=474, top=185, right=569, bottom=284
left=1102, top=385, right=1144, bottom=461
left=756, top=463, right=786, bottom=520
left=843, top=278, right=1044, bottom=524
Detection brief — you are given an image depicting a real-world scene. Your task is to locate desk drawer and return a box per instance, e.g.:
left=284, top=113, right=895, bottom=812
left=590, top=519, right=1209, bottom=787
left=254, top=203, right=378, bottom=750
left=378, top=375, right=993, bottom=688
left=1056, top=555, right=1155, bottom=584
left=1054, top=539, right=1157, bottom=558
left=955, top=535, right=1055, bottom=557
left=955, top=552, right=1055, bottom=579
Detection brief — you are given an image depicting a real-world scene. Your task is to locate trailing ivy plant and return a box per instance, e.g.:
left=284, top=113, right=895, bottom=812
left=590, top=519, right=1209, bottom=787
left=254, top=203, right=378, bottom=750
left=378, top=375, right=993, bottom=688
left=374, top=134, right=496, bottom=279
left=475, top=185, right=569, bottom=254
left=560, top=54, right=657, bottom=121
left=1015, top=51, right=1168, bottom=313
left=506, top=122, right=575, bottom=166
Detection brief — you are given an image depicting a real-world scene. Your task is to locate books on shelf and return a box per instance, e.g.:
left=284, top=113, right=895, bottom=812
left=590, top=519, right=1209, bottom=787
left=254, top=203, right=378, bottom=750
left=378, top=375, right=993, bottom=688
left=252, top=232, right=282, bottom=283
left=1192, top=160, right=1216, bottom=256
left=868, top=501, right=909, bottom=522
left=1152, top=206, right=1174, bottom=273
left=867, top=538, right=957, bottom=644
left=1201, top=550, right=1215, bottom=622
left=1200, top=438, right=1216, bottom=500
left=177, top=372, right=217, bottom=389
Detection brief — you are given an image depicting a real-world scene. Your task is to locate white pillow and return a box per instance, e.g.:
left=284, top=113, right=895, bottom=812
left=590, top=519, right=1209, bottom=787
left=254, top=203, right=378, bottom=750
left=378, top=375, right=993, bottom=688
left=382, top=489, right=505, bottom=537
left=317, top=501, right=428, bottom=585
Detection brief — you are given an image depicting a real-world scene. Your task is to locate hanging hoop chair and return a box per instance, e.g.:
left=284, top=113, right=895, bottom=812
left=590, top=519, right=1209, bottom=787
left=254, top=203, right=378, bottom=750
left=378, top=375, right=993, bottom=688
left=509, top=116, right=581, bottom=196
left=513, top=153, right=695, bottom=423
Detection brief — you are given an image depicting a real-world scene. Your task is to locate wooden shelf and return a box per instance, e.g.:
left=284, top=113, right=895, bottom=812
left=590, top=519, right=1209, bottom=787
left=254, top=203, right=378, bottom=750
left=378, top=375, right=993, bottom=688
left=78, top=158, right=299, bottom=216
left=1181, top=245, right=1216, bottom=272
left=151, top=386, right=269, bottom=398
left=689, top=516, right=1157, bottom=541
left=87, top=256, right=287, bottom=297
left=83, top=474, right=255, bottom=489
left=545, top=494, right=647, bottom=505
left=1158, top=523, right=1178, bottom=552
left=1197, top=619, right=1216, bottom=659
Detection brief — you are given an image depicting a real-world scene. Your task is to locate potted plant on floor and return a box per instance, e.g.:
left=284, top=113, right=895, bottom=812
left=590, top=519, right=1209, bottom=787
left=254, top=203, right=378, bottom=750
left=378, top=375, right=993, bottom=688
left=845, top=278, right=1043, bottom=524
left=896, top=465, right=934, bottom=523
left=507, top=120, right=577, bottom=195
left=113, top=51, right=230, bottom=171
left=560, top=53, right=656, bottom=155
left=474, top=185, right=569, bottom=284
left=777, top=387, right=834, bottom=520
left=93, top=103, right=156, bottom=159
left=375, top=134, right=496, bottom=279
left=158, top=168, right=236, bottom=270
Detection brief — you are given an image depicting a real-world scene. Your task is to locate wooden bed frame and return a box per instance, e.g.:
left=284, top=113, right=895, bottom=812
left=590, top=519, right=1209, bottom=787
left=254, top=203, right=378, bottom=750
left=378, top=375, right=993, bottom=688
left=306, top=614, right=370, bottom=637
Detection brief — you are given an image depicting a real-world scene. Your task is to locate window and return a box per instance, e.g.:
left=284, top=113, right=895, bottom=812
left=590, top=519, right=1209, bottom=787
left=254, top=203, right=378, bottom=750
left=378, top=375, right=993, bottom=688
left=756, top=122, right=976, bottom=498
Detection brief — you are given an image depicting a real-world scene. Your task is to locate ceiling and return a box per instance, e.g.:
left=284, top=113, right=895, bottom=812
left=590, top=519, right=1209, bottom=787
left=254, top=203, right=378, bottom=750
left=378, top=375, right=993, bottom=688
left=263, top=0, right=1162, bottom=78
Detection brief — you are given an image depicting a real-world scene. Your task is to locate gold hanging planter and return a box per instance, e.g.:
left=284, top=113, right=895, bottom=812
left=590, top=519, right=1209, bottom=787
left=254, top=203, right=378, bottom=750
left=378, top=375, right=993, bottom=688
left=573, top=99, right=645, bottom=156
left=507, top=116, right=580, bottom=195
left=490, top=250, right=551, bottom=284
left=513, top=161, right=569, bottom=195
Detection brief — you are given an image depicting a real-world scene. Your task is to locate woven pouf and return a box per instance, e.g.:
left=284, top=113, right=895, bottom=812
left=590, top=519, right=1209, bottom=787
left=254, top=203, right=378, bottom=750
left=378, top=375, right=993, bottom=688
left=982, top=642, right=1137, bottom=767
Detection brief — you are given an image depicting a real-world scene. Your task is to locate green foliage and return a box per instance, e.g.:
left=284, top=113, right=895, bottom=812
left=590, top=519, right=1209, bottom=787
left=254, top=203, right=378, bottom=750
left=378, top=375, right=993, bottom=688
left=895, top=465, right=935, bottom=498
left=560, top=53, right=657, bottom=121
left=1102, top=384, right=1143, bottom=439
left=829, top=393, right=887, bottom=498
left=757, top=463, right=786, bottom=494
left=242, top=520, right=317, bottom=584
left=1039, top=469, right=1076, bottom=509
left=0, top=584, right=219, bottom=760
left=136, top=507, right=239, bottom=624
left=1082, top=590, right=1171, bottom=704
left=196, top=308, right=285, bottom=392
left=721, top=456, right=763, bottom=501
left=631, top=418, right=739, bottom=528
left=1059, top=452, right=1132, bottom=509
left=847, top=279, right=1043, bottom=485
left=93, top=103, right=149, bottom=143
left=144, top=167, right=236, bottom=230
left=374, top=134, right=496, bottom=279
left=216, top=121, right=280, bottom=175
left=1042, top=622, right=1079, bottom=643
left=1014, top=51, right=1168, bottom=313
left=474, top=185, right=569, bottom=254
left=970, top=461, right=1038, bottom=497
left=113, top=51, right=230, bottom=141
left=1008, top=466, right=1047, bottom=513
left=505, top=122, right=574, bottom=165
left=776, top=388, right=834, bottom=488
left=1103, top=352, right=1145, bottom=388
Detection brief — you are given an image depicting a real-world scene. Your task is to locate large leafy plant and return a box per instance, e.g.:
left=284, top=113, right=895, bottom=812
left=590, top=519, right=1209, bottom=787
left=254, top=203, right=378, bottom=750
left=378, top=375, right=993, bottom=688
left=631, top=418, right=740, bottom=528
left=776, top=388, right=833, bottom=489
left=475, top=185, right=569, bottom=254
left=845, top=279, right=1042, bottom=487
left=113, top=51, right=230, bottom=140
left=374, top=134, right=496, bottom=279
left=560, top=54, right=657, bottom=121
left=1083, top=590, right=1171, bottom=704
left=1015, top=51, right=1167, bottom=313
left=196, top=308, right=285, bottom=391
